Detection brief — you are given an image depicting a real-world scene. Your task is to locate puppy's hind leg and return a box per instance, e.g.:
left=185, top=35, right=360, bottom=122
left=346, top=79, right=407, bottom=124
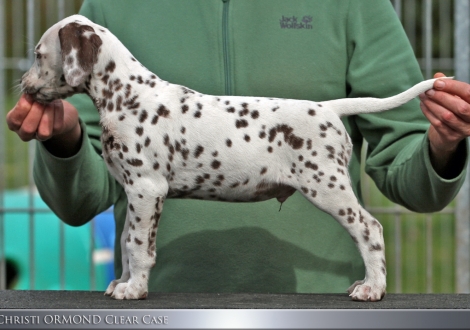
left=297, top=179, right=387, bottom=301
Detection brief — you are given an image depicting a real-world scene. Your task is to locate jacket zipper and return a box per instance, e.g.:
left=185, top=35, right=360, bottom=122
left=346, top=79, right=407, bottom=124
left=222, top=0, right=232, bottom=95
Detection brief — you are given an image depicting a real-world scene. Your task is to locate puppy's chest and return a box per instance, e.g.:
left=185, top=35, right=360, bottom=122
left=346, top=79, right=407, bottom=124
left=99, top=110, right=203, bottom=181
left=100, top=113, right=165, bottom=165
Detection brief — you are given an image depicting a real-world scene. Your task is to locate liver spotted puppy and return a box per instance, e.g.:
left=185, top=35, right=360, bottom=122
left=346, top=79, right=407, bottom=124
left=21, top=15, right=448, bottom=301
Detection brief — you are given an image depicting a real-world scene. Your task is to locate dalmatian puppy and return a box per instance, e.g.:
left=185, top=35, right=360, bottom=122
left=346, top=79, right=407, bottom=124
left=21, top=15, right=449, bottom=301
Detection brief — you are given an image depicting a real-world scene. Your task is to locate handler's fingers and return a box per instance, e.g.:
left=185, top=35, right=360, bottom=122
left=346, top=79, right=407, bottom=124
left=52, top=100, right=65, bottom=133
left=6, top=94, right=34, bottom=132
left=420, top=98, right=468, bottom=143
left=424, top=88, right=470, bottom=123
left=431, top=73, right=470, bottom=104
left=420, top=93, right=465, bottom=130
left=37, top=102, right=55, bottom=141
left=17, top=101, right=45, bottom=141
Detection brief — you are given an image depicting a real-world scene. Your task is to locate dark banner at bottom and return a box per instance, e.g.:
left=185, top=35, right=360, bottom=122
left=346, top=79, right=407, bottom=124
left=0, top=309, right=469, bottom=329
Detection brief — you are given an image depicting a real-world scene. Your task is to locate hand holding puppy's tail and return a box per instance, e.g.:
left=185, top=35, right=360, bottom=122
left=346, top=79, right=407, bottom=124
left=323, top=77, right=453, bottom=118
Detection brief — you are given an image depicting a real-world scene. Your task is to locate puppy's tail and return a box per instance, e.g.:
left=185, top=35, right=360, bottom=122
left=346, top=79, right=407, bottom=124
left=323, top=77, right=453, bottom=118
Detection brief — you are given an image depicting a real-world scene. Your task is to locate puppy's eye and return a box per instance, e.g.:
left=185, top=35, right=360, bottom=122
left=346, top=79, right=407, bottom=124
left=35, top=53, right=42, bottom=60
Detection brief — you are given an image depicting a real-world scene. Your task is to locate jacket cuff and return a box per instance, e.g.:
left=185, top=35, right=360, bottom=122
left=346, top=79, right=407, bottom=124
left=422, top=129, right=468, bottom=184
left=34, top=119, right=93, bottom=174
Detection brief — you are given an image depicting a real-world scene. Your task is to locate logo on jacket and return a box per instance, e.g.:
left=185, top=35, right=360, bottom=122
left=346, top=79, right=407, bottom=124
left=280, top=15, right=313, bottom=29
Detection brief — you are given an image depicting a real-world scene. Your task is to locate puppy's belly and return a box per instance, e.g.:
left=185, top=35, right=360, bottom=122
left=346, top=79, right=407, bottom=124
left=168, top=180, right=296, bottom=203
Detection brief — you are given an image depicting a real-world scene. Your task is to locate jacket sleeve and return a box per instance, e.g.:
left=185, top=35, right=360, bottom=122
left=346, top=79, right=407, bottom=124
left=33, top=94, right=120, bottom=226
left=346, top=0, right=467, bottom=213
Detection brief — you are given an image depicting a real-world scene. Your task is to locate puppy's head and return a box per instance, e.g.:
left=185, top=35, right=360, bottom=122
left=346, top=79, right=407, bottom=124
left=21, top=15, right=102, bottom=103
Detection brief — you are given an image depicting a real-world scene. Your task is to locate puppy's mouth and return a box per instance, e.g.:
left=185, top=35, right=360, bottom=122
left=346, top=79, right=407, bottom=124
left=22, top=87, right=60, bottom=104
left=28, top=92, right=57, bottom=104
left=33, top=92, right=60, bottom=104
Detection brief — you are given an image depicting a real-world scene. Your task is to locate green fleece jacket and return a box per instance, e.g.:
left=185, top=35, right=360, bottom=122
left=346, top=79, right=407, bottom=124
left=33, top=0, right=466, bottom=293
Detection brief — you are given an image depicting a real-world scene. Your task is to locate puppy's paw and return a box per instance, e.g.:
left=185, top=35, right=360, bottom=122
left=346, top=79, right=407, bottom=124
left=346, top=280, right=365, bottom=295
left=110, top=281, right=148, bottom=300
left=104, top=279, right=125, bottom=296
left=111, top=282, right=128, bottom=300
left=348, top=282, right=385, bottom=302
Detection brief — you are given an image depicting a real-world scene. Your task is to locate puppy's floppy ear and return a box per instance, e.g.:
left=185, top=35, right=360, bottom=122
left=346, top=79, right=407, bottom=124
left=59, top=22, right=102, bottom=87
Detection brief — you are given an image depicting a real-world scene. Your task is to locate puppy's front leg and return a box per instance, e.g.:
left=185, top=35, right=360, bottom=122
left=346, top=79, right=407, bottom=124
left=104, top=207, right=131, bottom=296
left=111, top=181, right=167, bottom=300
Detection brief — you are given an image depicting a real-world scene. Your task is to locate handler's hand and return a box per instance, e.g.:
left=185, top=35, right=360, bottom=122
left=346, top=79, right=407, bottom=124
left=420, top=72, right=470, bottom=177
left=6, top=94, right=82, bottom=157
